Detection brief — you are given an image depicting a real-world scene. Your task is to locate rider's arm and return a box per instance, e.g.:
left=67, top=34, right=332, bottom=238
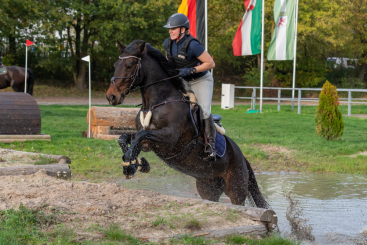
left=195, top=51, right=215, bottom=73
left=188, top=41, right=215, bottom=73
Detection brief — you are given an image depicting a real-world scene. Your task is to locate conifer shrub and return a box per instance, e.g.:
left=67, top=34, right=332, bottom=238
left=315, top=81, right=344, bottom=140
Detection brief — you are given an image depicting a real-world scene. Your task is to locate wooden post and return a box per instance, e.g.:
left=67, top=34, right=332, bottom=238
left=0, top=164, right=71, bottom=178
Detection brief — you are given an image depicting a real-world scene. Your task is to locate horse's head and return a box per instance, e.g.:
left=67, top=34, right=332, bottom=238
left=106, top=40, right=146, bottom=106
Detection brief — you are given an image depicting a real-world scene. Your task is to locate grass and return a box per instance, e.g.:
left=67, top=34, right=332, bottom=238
left=226, top=233, right=299, bottom=245
left=217, top=104, right=367, bottom=173
left=0, top=206, right=299, bottom=244
left=33, top=156, right=56, bottom=165
left=0, top=104, right=366, bottom=181
left=0, top=205, right=78, bottom=245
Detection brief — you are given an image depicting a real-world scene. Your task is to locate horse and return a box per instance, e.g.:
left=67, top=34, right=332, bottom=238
left=106, top=40, right=269, bottom=208
left=0, top=66, right=34, bottom=95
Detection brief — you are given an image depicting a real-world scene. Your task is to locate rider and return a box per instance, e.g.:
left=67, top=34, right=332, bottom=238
left=163, top=13, right=216, bottom=161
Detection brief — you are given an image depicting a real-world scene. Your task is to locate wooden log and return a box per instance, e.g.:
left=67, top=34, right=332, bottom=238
left=147, top=224, right=268, bottom=242
left=0, top=164, right=71, bottom=178
left=87, top=106, right=140, bottom=130
left=0, top=92, right=41, bottom=135
left=0, top=149, right=71, bottom=164
left=91, top=125, right=111, bottom=136
left=93, top=134, right=120, bottom=140
left=202, top=200, right=278, bottom=231
left=0, top=134, right=51, bottom=143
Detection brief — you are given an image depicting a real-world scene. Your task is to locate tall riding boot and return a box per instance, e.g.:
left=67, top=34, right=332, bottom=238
left=203, top=114, right=216, bottom=161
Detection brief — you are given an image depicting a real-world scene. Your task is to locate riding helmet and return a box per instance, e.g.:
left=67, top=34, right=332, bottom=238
left=164, top=13, right=190, bottom=29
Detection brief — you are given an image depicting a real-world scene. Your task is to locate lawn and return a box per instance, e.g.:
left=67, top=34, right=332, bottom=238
left=0, top=104, right=366, bottom=181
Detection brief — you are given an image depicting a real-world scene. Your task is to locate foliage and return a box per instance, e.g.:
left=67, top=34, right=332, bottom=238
left=315, top=81, right=344, bottom=140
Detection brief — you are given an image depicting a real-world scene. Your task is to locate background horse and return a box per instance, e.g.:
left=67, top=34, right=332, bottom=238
left=0, top=66, right=34, bottom=95
left=106, top=40, right=269, bottom=208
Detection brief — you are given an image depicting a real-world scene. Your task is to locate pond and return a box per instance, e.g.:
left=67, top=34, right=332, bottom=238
left=119, top=172, right=367, bottom=244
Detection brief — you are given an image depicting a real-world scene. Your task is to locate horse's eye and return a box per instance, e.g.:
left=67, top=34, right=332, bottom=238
left=126, top=66, right=132, bottom=69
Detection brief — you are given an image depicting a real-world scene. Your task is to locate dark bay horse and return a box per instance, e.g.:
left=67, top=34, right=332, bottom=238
left=106, top=40, right=269, bottom=208
left=0, top=66, right=34, bottom=95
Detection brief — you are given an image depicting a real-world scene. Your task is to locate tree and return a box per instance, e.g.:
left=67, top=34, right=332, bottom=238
left=315, top=81, right=344, bottom=140
left=0, top=0, right=45, bottom=62
left=341, top=0, right=367, bottom=84
left=44, top=0, right=176, bottom=90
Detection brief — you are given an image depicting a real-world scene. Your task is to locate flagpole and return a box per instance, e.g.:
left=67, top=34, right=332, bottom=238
left=205, top=0, right=208, bottom=51
left=24, top=45, right=28, bottom=93
left=292, top=0, right=299, bottom=110
left=88, top=56, right=91, bottom=139
left=259, top=0, right=265, bottom=113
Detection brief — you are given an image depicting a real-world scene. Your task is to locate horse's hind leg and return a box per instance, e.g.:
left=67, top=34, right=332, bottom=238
left=223, top=163, right=249, bottom=206
left=196, top=177, right=225, bottom=202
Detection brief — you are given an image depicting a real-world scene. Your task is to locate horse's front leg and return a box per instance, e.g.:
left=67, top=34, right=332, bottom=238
left=118, top=133, right=134, bottom=153
left=123, top=129, right=176, bottom=162
left=119, top=133, right=150, bottom=178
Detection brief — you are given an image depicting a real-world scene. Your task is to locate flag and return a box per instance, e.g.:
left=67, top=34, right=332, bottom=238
left=82, top=55, right=90, bottom=62
left=177, top=0, right=205, bottom=47
left=26, top=39, right=34, bottom=46
left=232, top=0, right=262, bottom=56
left=267, top=0, right=296, bottom=60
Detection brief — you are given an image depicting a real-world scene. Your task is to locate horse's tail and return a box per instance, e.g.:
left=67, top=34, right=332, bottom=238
left=26, top=68, right=34, bottom=96
left=246, top=158, right=271, bottom=209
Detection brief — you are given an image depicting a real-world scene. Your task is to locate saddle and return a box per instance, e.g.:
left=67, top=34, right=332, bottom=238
left=0, top=65, right=7, bottom=76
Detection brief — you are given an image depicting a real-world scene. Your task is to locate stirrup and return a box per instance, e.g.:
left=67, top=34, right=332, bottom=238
left=203, top=144, right=216, bottom=161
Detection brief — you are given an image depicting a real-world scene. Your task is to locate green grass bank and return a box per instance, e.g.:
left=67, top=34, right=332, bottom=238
left=0, top=206, right=298, bottom=245
left=0, top=104, right=366, bottom=181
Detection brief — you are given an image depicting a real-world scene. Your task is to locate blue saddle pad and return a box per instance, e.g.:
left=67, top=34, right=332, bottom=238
left=215, top=132, right=226, bottom=158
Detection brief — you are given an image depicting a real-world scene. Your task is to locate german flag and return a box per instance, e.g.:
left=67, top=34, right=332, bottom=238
left=178, top=0, right=205, bottom=47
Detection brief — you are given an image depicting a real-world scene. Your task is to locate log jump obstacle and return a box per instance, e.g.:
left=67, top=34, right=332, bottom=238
left=86, top=106, right=140, bottom=140
left=0, top=92, right=51, bottom=143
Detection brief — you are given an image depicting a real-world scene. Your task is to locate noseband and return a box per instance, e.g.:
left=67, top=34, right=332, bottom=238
left=110, top=56, right=141, bottom=97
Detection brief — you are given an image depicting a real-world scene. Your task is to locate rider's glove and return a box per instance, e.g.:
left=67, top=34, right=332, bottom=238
left=179, top=67, right=194, bottom=78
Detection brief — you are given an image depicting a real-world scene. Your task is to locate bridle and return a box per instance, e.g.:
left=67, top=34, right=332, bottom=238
left=110, top=55, right=142, bottom=98
left=109, top=54, right=181, bottom=99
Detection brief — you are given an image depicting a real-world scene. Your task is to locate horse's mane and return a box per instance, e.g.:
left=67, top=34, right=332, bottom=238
left=145, top=43, right=186, bottom=93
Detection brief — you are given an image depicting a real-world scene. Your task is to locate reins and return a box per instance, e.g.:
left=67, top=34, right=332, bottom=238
left=110, top=55, right=180, bottom=97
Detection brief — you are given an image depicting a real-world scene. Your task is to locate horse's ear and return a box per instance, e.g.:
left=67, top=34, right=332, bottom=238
left=117, top=40, right=125, bottom=52
left=139, top=41, right=145, bottom=54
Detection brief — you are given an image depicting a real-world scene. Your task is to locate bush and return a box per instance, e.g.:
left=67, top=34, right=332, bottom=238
left=315, top=81, right=344, bottom=140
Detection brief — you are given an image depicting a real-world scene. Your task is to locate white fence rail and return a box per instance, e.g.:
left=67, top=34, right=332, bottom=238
left=221, top=84, right=367, bottom=116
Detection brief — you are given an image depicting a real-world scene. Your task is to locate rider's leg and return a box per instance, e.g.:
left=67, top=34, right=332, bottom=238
left=186, top=72, right=216, bottom=161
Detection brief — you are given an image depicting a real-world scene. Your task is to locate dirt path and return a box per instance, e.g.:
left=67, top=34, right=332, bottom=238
left=0, top=170, right=267, bottom=242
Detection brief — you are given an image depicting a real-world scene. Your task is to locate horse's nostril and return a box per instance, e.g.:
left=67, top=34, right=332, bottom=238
left=109, top=94, right=116, bottom=102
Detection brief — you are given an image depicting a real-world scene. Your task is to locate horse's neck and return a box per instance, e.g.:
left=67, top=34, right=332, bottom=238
left=140, top=55, right=182, bottom=109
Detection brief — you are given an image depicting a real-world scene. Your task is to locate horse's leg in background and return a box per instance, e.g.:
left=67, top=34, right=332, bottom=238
left=196, top=177, right=226, bottom=202
left=0, top=75, right=10, bottom=89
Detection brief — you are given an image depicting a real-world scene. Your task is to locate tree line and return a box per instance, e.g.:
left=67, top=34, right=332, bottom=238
left=1, top=0, right=366, bottom=91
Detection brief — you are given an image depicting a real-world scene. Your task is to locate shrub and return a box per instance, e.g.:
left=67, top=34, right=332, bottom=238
left=315, top=81, right=344, bottom=140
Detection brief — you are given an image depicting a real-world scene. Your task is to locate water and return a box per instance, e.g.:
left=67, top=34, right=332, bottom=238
left=119, top=172, right=367, bottom=244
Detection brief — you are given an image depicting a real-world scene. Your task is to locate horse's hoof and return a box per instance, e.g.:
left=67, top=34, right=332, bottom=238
left=139, top=157, right=150, bottom=173
left=123, top=165, right=137, bottom=177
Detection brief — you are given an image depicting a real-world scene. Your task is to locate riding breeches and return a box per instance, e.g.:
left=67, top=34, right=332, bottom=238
left=184, top=72, right=214, bottom=119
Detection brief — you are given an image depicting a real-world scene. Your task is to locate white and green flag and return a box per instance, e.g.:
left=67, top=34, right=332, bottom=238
left=267, top=0, right=296, bottom=60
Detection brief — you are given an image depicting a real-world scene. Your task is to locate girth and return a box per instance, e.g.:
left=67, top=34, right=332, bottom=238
left=152, top=97, right=202, bottom=163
